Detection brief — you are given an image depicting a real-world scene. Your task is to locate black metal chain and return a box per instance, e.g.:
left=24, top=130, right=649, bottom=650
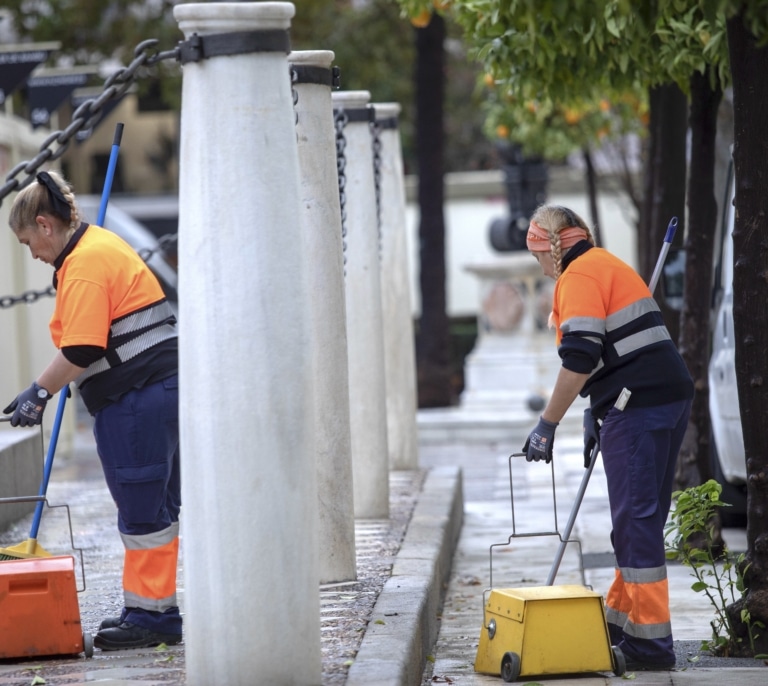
left=0, top=39, right=181, bottom=205
left=289, top=67, right=299, bottom=127
left=136, top=232, right=178, bottom=262
left=0, top=286, right=57, bottom=310
left=370, top=120, right=383, bottom=261
left=334, top=108, right=349, bottom=269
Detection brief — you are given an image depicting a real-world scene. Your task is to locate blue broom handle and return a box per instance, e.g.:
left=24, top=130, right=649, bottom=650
left=29, top=388, right=68, bottom=539
left=28, top=122, right=125, bottom=540
left=97, top=122, right=124, bottom=225
left=648, top=216, right=678, bottom=296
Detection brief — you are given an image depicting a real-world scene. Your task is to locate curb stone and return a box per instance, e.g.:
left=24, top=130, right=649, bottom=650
left=346, top=465, right=464, bottom=686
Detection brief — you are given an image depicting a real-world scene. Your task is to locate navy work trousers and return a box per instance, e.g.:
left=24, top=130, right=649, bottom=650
left=93, top=374, right=181, bottom=635
left=600, top=398, right=691, bottom=665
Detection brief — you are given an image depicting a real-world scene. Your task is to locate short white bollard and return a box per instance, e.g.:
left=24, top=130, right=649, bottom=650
left=290, top=49, right=356, bottom=583
left=374, top=103, right=419, bottom=471
left=332, top=90, right=389, bottom=519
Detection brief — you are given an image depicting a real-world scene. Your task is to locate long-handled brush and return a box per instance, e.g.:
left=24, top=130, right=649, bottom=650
left=0, top=391, right=67, bottom=560
left=0, top=123, right=124, bottom=561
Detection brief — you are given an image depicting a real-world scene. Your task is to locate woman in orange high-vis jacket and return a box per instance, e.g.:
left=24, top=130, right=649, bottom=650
left=522, top=204, right=693, bottom=672
left=4, top=171, right=181, bottom=651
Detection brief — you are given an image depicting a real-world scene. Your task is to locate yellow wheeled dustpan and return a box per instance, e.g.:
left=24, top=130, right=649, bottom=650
left=473, top=450, right=625, bottom=682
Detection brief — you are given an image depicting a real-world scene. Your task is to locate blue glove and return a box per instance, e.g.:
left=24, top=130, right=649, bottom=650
left=583, top=408, right=601, bottom=468
left=523, top=416, right=558, bottom=463
left=3, top=382, right=52, bottom=427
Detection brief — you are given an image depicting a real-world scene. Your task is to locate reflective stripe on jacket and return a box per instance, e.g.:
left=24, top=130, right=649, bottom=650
left=77, top=299, right=177, bottom=384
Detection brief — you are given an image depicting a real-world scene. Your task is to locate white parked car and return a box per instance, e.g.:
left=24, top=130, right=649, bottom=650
left=707, top=165, right=748, bottom=524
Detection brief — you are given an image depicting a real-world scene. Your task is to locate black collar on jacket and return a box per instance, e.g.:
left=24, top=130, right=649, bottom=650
left=562, top=239, right=593, bottom=272
left=53, top=222, right=89, bottom=289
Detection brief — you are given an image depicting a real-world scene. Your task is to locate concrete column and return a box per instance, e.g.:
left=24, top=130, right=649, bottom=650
left=174, top=4, right=320, bottom=685
left=373, top=103, right=419, bottom=471
left=332, top=90, right=389, bottom=518
left=290, top=50, right=356, bottom=583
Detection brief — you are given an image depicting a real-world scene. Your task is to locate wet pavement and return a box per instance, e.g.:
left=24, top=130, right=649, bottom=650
left=417, top=412, right=768, bottom=685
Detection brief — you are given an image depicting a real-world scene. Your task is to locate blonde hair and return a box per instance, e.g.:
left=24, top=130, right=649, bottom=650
left=8, top=170, right=80, bottom=235
left=529, top=204, right=595, bottom=280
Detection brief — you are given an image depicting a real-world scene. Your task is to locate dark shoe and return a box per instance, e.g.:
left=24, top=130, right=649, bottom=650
left=625, top=658, right=676, bottom=671
left=94, top=622, right=181, bottom=651
left=99, top=616, right=122, bottom=630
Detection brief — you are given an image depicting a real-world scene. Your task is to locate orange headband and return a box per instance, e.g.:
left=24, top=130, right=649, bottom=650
left=526, top=220, right=589, bottom=252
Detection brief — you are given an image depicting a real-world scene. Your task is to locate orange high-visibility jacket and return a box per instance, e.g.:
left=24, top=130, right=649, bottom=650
left=51, top=224, right=177, bottom=413
left=553, top=244, right=693, bottom=419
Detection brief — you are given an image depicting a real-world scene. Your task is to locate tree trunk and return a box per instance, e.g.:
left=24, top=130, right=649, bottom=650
left=725, top=10, right=768, bottom=657
left=414, top=13, right=453, bottom=407
left=674, top=69, right=721, bottom=489
left=582, top=147, right=602, bottom=246
left=641, top=83, right=688, bottom=343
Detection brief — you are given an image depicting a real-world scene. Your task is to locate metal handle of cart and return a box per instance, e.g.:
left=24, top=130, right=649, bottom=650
left=484, top=451, right=589, bottom=612
left=0, top=495, right=88, bottom=593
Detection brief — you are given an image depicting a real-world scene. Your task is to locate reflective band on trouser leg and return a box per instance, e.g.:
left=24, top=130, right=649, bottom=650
left=613, top=565, right=671, bottom=640
left=605, top=568, right=631, bottom=644
left=121, top=522, right=179, bottom=613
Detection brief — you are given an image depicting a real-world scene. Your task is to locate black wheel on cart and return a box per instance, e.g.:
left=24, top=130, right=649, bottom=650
left=82, top=632, right=94, bottom=658
left=611, top=645, right=626, bottom=676
left=500, top=651, right=521, bottom=682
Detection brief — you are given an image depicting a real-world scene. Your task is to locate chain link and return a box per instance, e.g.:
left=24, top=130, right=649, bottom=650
left=137, top=232, right=178, bottom=262
left=334, top=108, right=349, bottom=269
left=0, top=286, right=57, bottom=310
left=290, top=67, right=299, bottom=128
left=370, top=120, right=383, bottom=261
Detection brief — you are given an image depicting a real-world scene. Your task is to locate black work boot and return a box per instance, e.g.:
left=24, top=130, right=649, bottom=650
left=94, top=622, right=181, bottom=650
left=99, top=616, right=122, bottom=630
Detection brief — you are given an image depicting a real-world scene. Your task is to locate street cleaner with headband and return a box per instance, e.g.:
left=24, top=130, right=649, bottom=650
left=522, top=204, right=693, bottom=672
left=3, top=171, right=181, bottom=651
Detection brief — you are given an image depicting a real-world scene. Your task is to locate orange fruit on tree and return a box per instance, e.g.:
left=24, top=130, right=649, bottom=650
left=410, top=9, right=432, bottom=28
left=564, top=108, right=581, bottom=124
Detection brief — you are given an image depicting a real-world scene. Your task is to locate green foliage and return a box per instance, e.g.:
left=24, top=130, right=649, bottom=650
left=664, top=479, right=764, bottom=656
left=394, top=0, right=744, bottom=164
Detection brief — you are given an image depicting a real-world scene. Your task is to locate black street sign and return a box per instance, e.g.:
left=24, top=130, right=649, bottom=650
left=0, top=42, right=60, bottom=105
left=27, top=70, right=93, bottom=128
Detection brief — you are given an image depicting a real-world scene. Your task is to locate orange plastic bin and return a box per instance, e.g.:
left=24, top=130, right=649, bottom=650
left=0, top=555, right=93, bottom=658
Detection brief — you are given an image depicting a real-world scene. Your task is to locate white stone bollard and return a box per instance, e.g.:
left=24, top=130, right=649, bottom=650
left=373, top=103, right=419, bottom=471
left=332, top=90, right=389, bottom=518
left=290, top=50, right=356, bottom=583
left=174, top=4, right=320, bottom=685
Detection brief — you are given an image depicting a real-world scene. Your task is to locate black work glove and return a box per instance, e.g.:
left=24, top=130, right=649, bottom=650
left=3, top=382, right=53, bottom=427
left=583, top=408, right=601, bottom=468
left=522, top=416, right=558, bottom=463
